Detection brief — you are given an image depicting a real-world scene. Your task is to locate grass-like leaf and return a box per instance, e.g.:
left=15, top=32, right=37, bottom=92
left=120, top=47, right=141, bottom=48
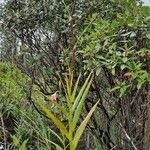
left=36, top=100, right=70, bottom=140
left=71, top=73, right=81, bottom=103
left=72, top=100, right=99, bottom=150
left=71, top=75, right=93, bottom=131
left=72, top=73, right=92, bottom=112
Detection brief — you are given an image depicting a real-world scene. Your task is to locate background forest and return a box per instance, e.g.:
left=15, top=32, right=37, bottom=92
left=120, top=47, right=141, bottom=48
left=0, top=0, right=150, bottom=150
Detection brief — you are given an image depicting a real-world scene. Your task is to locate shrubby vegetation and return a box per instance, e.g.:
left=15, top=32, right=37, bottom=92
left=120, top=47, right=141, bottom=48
left=0, top=0, right=150, bottom=149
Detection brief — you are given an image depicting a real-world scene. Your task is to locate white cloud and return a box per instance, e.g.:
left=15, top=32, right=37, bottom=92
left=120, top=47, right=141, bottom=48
left=142, top=0, right=150, bottom=5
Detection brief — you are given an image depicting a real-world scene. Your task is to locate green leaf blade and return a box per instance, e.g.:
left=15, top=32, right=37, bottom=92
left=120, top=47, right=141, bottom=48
left=72, top=75, right=93, bottom=131
left=36, top=101, right=70, bottom=140
left=72, top=100, right=99, bottom=150
left=72, top=73, right=92, bottom=112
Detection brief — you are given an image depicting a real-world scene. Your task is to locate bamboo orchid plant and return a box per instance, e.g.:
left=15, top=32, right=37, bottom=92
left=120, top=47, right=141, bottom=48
left=36, top=71, right=99, bottom=150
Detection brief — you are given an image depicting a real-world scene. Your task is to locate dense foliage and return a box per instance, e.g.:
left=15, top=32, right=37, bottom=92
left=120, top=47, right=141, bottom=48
left=0, top=0, right=150, bottom=149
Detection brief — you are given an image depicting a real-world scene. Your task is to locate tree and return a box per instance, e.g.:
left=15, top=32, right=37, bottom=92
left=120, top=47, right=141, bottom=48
left=1, top=0, right=150, bottom=149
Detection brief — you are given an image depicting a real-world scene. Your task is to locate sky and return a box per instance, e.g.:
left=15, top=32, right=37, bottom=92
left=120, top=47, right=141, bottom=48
left=143, top=0, right=150, bottom=5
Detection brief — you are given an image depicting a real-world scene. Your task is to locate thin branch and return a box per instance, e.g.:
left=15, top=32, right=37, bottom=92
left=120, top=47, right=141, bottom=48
left=119, top=123, right=138, bottom=150
left=0, top=113, right=7, bottom=149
